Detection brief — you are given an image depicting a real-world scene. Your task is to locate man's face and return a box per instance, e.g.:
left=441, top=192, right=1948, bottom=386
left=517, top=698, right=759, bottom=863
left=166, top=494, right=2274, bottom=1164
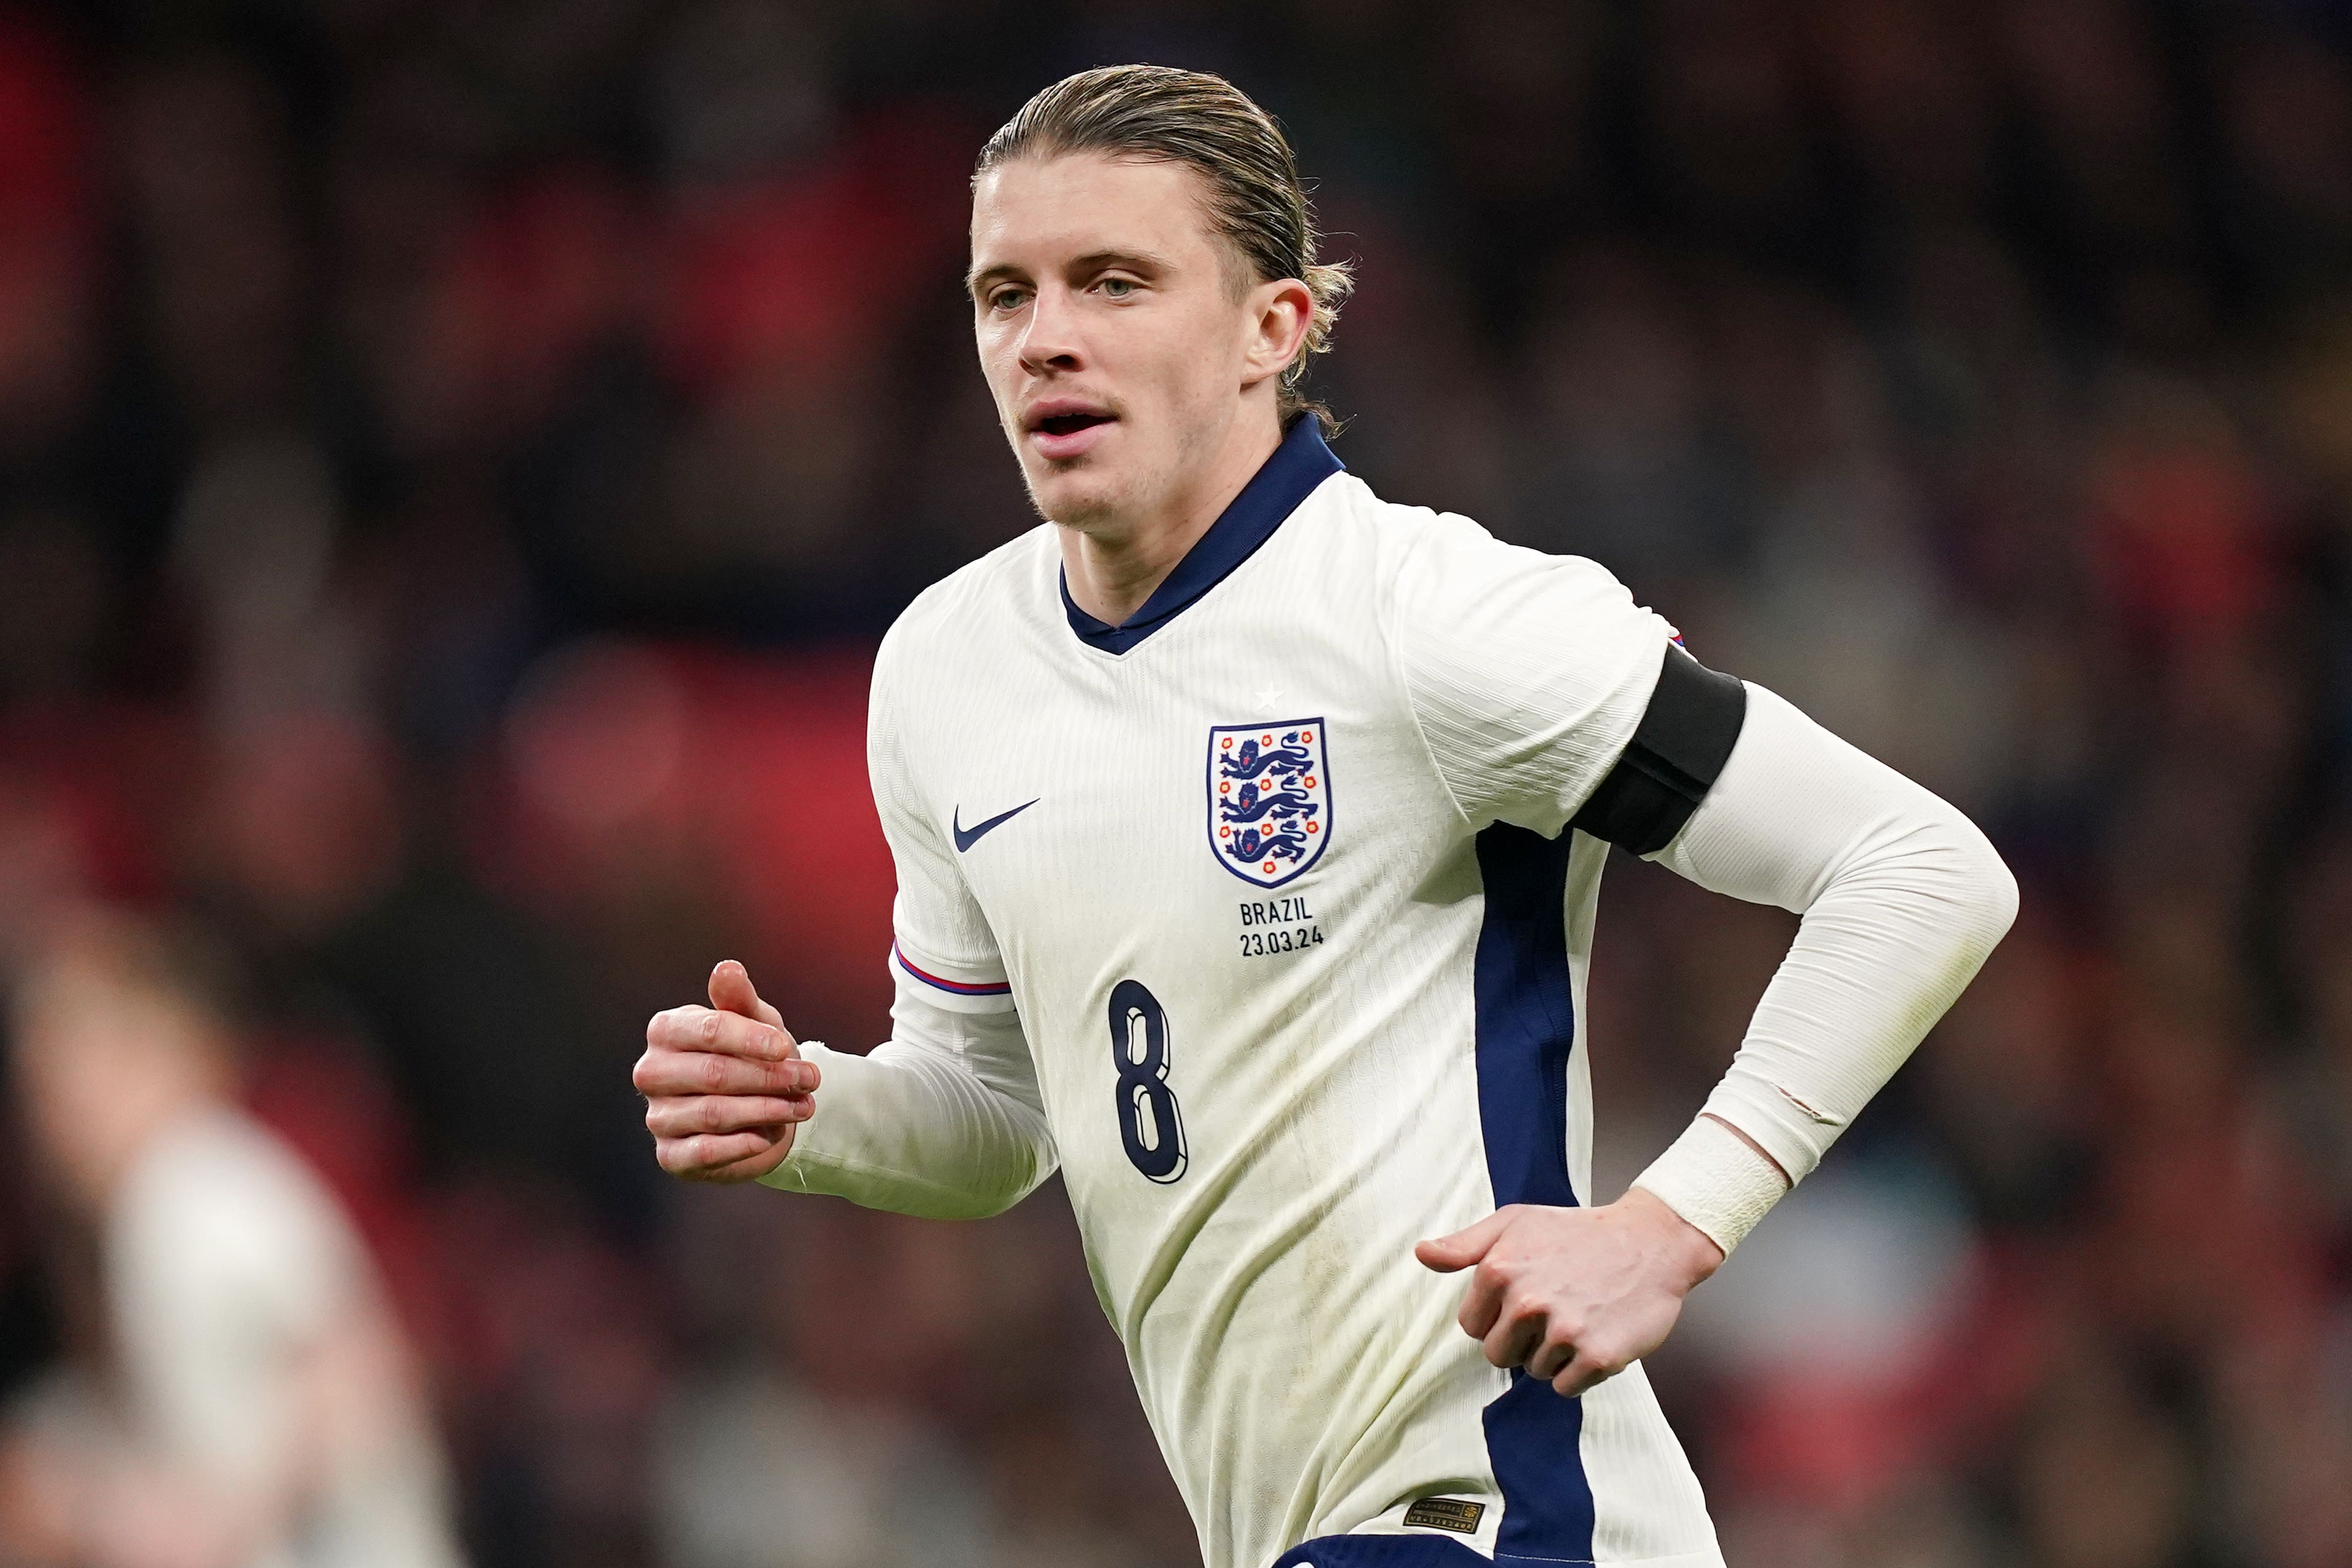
left=7, top=960, right=206, bottom=1211
left=969, top=153, right=1261, bottom=531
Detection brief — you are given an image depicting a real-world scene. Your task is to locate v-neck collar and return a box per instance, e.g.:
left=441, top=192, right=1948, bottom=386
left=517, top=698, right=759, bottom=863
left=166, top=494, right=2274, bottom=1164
left=1059, top=417, right=1344, bottom=655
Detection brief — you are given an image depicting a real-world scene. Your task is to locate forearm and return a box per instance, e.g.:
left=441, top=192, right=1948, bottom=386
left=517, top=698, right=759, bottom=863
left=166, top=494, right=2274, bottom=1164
left=760, top=996, right=1056, bottom=1219
left=1632, top=685, right=2018, bottom=1251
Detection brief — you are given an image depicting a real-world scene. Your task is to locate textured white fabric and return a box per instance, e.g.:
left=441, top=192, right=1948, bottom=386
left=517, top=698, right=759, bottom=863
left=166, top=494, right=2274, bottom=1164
left=1630, top=1115, right=1787, bottom=1257
left=1632, top=684, right=2019, bottom=1251
left=764, top=474, right=1723, bottom=1568
left=869, top=665, right=1021, bottom=1012
left=759, top=996, right=1053, bottom=1220
left=1393, top=512, right=1673, bottom=834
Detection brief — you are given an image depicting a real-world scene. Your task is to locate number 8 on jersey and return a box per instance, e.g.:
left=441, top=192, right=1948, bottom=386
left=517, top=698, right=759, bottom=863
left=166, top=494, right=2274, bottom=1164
left=1108, top=979, right=1187, bottom=1183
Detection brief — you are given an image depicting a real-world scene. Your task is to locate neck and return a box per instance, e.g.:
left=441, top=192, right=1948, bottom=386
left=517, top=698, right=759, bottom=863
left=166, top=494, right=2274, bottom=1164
left=1059, top=405, right=1284, bottom=627
left=71, top=1078, right=213, bottom=1215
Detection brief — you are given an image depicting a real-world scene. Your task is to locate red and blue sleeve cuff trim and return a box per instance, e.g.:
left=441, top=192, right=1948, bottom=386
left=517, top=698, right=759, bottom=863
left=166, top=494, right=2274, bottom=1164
left=893, top=943, right=1011, bottom=997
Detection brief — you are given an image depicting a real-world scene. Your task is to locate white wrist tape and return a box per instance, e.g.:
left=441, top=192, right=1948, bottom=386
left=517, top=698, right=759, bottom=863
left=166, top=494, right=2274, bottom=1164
left=1632, top=1115, right=1790, bottom=1257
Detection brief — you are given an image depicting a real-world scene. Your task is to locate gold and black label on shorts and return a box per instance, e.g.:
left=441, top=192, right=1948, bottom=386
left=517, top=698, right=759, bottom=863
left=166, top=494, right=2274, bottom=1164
left=1402, top=1498, right=1485, bottom=1535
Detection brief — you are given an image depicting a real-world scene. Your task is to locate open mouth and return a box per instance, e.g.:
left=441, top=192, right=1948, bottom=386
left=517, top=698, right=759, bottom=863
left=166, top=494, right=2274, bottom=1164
left=1036, top=412, right=1114, bottom=437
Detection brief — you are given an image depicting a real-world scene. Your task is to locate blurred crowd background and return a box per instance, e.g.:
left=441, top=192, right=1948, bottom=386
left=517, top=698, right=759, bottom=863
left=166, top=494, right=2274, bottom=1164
left=2, top=1, right=2351, bottom=1565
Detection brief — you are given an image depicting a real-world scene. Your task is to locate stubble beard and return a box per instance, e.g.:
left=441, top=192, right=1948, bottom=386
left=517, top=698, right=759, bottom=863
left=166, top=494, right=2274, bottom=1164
left=1024, top=411, right=1224, bottom=544
left=1024, top=452, right=1147, bottom=538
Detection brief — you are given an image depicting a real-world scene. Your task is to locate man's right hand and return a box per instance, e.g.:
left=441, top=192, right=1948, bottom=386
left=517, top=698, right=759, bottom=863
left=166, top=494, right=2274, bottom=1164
left=635, top=960, right=819, bottom=1182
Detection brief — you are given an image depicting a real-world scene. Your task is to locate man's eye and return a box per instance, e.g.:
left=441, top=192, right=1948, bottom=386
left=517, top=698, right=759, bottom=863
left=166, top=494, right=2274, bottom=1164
left=1101, top=277, right=1136, bottom=298
left=990, top=287, right=1029, bottom=311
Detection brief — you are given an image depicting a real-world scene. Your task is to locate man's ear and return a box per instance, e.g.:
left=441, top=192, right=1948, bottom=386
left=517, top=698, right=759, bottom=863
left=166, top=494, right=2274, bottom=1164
left=1241, top=277, right=1315, bottom=389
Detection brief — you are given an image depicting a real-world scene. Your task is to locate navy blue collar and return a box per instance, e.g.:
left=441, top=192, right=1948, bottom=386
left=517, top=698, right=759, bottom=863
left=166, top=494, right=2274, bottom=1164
left=1061, top=417, right=1343, bottom=655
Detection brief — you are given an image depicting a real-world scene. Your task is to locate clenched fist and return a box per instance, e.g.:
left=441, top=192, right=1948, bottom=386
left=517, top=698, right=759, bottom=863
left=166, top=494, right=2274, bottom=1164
left=1415, top=1188, right=1723, bottom=1397
left=634, top=961, right=820, bottom=1182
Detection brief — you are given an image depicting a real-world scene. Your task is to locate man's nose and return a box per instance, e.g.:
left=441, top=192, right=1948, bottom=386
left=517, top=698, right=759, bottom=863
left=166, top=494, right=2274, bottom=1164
left=1017, top=285, right=1084, bottom=375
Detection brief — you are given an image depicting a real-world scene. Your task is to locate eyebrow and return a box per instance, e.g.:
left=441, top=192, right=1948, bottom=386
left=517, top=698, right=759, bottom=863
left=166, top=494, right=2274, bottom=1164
left=965, top=261, right=1023, bottom=298
left=965, top=248, right=1178, bottom=300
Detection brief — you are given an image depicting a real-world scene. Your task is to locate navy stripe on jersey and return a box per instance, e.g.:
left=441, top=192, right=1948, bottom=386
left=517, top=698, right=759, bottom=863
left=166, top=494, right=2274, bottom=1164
left=1060, top=415, right=1344, bottom=655
left=1569, top=644, right=1747, bottom=856
left=1470, top=824, right=1598, bottom=1562
left=891, top=943, right=1011, bottom=997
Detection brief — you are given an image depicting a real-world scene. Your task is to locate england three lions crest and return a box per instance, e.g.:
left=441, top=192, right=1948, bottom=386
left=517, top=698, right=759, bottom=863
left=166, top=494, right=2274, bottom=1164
left=1207, top=719, right=1331, bottom=888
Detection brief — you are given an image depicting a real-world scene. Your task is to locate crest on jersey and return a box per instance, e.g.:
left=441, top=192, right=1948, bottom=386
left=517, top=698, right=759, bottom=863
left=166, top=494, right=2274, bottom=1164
left=1206, top=719, right=1331, bottom=888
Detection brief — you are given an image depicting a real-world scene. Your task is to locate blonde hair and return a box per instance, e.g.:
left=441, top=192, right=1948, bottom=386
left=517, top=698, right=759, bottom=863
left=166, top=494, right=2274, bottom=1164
left=976, top=65, right=1354, bottom=432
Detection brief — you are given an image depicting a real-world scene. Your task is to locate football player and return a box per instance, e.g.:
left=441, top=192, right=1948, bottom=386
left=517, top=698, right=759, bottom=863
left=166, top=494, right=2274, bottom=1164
left=635, top=66, right=2016, bottom=1568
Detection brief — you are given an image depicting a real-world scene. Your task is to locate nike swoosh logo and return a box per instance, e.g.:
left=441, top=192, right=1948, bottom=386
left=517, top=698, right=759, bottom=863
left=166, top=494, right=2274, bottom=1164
left=952, top=798, right=1038, bottom=853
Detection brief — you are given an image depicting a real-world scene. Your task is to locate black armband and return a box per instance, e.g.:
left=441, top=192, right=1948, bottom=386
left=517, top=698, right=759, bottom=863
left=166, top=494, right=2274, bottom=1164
left=1569, top=645, right=1747, bottom=854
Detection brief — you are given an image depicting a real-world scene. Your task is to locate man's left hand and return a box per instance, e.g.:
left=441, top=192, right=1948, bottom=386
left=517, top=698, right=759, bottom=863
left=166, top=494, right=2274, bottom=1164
left=1416, top=1188, right=1724, bottom=1397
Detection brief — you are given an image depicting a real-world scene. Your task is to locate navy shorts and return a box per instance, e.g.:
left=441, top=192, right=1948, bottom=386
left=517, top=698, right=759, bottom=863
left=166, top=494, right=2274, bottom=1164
left=1272, top=1536, right=1595, bottom=1567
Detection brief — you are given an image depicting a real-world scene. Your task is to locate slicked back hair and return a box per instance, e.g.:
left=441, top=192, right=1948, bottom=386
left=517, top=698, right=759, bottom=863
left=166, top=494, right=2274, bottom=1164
left=975, top=65, right=1353, bottom=432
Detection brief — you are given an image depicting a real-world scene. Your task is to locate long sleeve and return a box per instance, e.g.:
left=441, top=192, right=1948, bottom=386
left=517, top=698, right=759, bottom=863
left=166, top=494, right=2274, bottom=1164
left=1630, top=683, right=2019, bottom=1253
left=758, top=982, right=1058, bottom=1219
left=755, top=632, right=1056, bottom=1219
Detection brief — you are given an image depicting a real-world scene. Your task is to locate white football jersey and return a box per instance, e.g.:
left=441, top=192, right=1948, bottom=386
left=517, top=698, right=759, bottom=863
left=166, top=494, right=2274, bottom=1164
left=845, top=420, right=1729, bottom=1568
